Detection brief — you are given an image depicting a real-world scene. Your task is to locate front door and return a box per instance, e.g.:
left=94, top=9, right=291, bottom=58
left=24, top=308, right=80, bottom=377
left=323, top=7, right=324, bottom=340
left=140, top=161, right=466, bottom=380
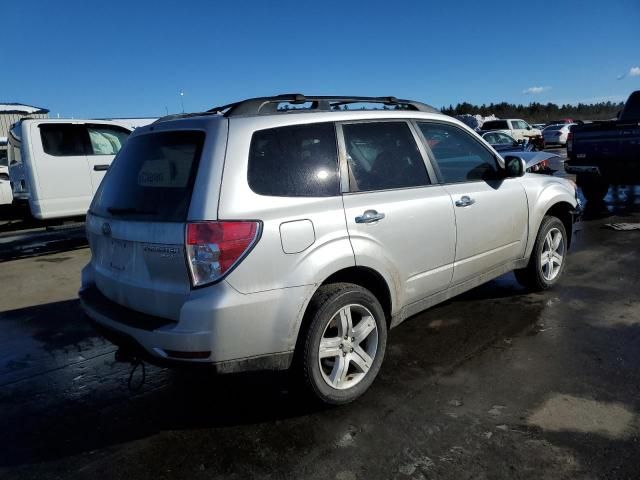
left=416, top=121, right=529, bottom=285
left=339, top=120, right=456, bottom=307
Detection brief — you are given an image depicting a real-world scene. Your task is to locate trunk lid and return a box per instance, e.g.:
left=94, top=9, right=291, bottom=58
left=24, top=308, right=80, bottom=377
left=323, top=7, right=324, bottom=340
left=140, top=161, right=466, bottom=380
left=87, top=126, right=213, bottom=320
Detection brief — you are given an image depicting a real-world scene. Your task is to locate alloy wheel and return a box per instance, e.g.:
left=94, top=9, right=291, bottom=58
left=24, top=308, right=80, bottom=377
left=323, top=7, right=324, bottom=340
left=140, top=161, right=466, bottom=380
left=318, top=304, right=379, bottom=390
left=540, top=227, right=565, bottom=281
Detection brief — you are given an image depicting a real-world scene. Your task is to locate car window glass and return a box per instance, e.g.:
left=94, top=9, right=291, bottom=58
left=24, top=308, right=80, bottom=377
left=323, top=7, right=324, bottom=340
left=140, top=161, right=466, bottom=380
left=418, top=122, right=500, bottom=183
left=342, top=122, right=429, bottom=192
left=482, top=120, right=508, bottom=130
left=40, top=124, right=86, bottom=156
left=87, top=126, right=130, bottom=155
left=248, top=122, right=339, bottom=197
left=497, top=133, right=513, bottom=144
left=91, top=130, right=205, bottom=222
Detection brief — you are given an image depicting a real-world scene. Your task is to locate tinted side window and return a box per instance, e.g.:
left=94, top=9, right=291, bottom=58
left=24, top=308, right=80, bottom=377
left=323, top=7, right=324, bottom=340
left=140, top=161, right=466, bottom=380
left=418, top=123, right=500, bottom=183
left=248, top=123, right=339, bottom=197
left=40, top=125, right=86, bottom=156
left=482, top=120, right=508, bottom=130
left=342, top=122, right=429, bottom=192
left=87, top=125, right=131, bottom=155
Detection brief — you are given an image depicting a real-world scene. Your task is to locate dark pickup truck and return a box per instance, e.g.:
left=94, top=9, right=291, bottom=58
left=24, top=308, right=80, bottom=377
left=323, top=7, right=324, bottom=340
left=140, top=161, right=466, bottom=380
left=566, top=90, right=640, bottom=202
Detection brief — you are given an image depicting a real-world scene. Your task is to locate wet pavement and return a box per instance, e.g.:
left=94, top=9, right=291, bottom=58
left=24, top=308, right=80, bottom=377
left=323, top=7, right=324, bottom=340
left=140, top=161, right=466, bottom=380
left=0, top=183, right=639, bottom=480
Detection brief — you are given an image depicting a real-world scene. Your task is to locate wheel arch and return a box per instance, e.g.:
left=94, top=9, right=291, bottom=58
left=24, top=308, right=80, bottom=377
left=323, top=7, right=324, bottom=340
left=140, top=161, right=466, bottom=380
left=544, top=201, right=575, bottom=249
left=292, top=266, right=394, bottom=361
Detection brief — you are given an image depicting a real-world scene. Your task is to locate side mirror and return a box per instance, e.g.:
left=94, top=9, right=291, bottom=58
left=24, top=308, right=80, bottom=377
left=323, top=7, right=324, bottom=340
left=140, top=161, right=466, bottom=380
left=503, top=155, right=527, bottom=178
left=516, top=139, right=525, bottom=145
left=526, top=125, right=532, bottom=130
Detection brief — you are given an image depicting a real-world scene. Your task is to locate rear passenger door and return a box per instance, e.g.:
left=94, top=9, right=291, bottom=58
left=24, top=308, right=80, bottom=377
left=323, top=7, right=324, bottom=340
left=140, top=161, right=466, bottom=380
left=339, top=121, right=456, bottom=307
left=85, top=124, right=131, bottom=194
left=416, top=122, right=528, bottom=285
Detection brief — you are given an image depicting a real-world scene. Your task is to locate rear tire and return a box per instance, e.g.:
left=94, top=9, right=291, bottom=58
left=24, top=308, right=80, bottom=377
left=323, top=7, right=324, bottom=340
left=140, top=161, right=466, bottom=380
left=299, top=283, right=387, bottom=405
left=515, top=216, right=567, bottom=291
left=577, top=174, right=608, bottom=203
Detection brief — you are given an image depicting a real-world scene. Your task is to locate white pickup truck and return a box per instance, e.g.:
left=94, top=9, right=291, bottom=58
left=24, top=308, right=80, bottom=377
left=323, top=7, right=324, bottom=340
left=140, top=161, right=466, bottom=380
left=480, top=119, right=544, bottom=150
left=7, top=119, right=154, bottom=219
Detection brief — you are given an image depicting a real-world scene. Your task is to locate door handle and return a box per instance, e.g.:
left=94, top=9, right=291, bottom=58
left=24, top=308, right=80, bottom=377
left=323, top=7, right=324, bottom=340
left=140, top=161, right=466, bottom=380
left=93, top=164, right=110, bottom=171
left=455, top=195, right=475, bottom=207
left=355, top=209, right=385, bottom=224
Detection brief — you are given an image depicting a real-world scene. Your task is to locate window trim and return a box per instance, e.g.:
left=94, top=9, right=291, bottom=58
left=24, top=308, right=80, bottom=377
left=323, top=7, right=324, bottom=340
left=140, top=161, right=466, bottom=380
left=336, top=118, right=435, bottom=194
left=412, top=120, right=504, bottom=186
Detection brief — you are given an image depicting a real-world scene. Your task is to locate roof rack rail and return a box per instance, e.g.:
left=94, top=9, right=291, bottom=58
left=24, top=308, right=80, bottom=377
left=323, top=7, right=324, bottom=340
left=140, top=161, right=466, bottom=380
left=206, top=94, right=440, bottom=117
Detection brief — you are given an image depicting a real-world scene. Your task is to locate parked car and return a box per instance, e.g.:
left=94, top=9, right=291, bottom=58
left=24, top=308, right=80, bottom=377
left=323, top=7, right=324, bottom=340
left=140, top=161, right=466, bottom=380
left=79, top=94, right=580, bottom=405
left=480, top=119, right=544, bottom=150
left=518, top=151, right=564, bottom=174
left=532, top=123, right=546, bottom=130
left=566, top=90, right=640, bottom=202
left=481, top=130, right=534, bottom=152
left=7, top=119, right=134, bottom=219
left=542, top=123, right=575, bottom=146
left=547, top=119, right=574, bottom=125
left=481, top=131, right=560, bottom=174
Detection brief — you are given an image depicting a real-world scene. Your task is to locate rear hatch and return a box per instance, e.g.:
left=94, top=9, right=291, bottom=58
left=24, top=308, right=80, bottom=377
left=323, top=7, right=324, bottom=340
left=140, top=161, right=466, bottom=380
left=87, top=125, right=213, bottom=320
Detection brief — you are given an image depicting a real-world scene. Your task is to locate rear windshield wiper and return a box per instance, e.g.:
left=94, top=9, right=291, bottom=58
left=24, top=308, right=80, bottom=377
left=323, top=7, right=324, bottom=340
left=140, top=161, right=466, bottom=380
left=107, top=207, right=157, bottom=216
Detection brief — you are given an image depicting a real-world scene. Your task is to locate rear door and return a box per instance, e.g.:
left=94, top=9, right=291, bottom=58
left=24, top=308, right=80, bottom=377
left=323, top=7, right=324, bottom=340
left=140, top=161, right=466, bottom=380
left=509, top=120, right=525, bottom=140
left=31, top=122, right=92, bottom=217
left=416, top=121, right=528, bottom=285
left=85, top=124, right=132, bottom=194
left=339, top=120, right=456, bottom=307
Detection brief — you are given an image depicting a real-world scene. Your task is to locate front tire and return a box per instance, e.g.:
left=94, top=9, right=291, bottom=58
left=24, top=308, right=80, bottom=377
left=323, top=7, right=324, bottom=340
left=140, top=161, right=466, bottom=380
left=515, top=216, right=567, bottom=291
left=300, top=283, right=387, bottom=405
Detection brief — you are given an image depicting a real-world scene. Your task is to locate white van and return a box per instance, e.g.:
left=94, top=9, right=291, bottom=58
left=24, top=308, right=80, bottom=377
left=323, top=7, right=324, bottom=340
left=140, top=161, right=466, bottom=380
left=8, top=119, right=135, bottom=219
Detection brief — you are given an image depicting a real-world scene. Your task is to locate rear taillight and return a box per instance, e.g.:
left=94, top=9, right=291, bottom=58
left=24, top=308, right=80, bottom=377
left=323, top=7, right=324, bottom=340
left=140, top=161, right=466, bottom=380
left=186, top=221, right=260, bottom=287
left=567, top=132, right=573, bottom=152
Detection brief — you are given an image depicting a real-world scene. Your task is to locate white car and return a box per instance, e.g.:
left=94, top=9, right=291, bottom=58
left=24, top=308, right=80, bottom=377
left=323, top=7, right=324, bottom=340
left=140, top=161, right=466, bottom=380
left=543, top=124, right=575, bottom=146
left=481, top=119, right=543, bottom=143
left=8, top=119, right=134, bottom=219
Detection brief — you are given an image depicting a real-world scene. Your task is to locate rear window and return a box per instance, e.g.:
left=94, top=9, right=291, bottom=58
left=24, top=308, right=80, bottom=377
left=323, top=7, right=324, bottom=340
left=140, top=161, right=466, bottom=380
left=481, top=120, right=508, bottom=130
left=91, top=130, right=205, bottom=222
left=248, top=123, right=339, bottom=197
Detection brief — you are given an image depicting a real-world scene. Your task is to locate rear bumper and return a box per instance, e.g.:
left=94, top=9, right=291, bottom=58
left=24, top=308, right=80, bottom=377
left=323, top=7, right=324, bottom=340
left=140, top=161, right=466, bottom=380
left=80, top=264, right=314, bottom=371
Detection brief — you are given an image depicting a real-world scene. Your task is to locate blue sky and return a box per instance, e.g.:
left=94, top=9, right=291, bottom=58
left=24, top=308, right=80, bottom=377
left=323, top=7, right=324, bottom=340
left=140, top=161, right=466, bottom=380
left=3, top=0, right=639, bottom=118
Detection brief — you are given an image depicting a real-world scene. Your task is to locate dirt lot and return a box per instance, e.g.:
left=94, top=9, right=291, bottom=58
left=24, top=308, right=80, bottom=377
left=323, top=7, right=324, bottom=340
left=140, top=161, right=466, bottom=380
left=1, top=179, right=639, bottom=479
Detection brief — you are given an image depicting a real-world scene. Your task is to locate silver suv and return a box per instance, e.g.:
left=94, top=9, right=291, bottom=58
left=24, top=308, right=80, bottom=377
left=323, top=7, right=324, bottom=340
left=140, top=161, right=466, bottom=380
left=80, top=94, right=580, bottom=404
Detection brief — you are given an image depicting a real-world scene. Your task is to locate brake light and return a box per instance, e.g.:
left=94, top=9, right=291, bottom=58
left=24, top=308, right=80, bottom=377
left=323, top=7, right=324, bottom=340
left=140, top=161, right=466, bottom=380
left=186, top=221, right=260, bottom=287
left=567, top=132, right=573, bottom=152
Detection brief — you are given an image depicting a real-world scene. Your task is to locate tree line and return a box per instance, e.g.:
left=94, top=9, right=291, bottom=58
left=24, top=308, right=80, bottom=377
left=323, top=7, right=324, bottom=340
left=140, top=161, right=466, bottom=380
left=441, top=101, right=624, bottom=122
